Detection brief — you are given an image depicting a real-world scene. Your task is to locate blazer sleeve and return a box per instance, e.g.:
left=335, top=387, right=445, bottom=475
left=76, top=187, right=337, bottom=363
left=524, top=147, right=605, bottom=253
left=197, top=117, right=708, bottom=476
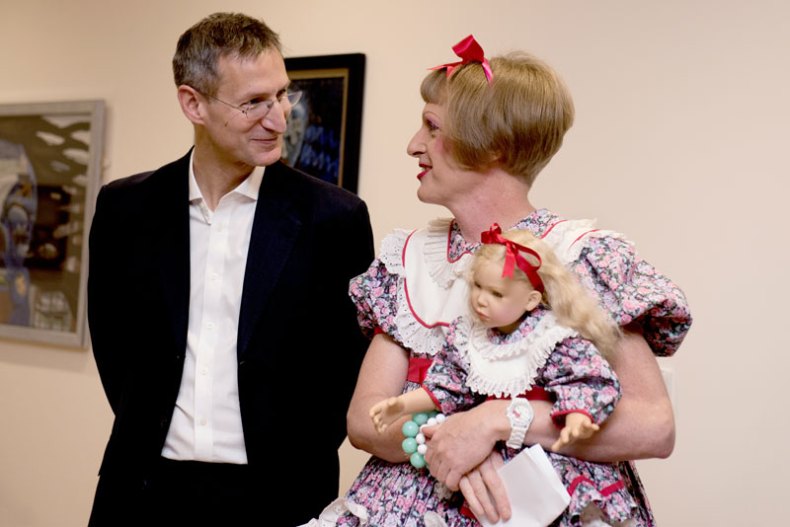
left=88, top=184, right=125, bottom=413
left=318, top=198, right=375, bottom=447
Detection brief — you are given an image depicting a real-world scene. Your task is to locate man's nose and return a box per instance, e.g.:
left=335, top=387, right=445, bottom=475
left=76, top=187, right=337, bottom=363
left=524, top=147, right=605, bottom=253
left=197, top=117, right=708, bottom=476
left=262, top=100, right=288, bottom=133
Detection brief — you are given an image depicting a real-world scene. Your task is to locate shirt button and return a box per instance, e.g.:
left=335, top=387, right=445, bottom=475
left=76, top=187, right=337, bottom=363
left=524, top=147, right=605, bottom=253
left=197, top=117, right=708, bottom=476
left=206, top=322, right=215, bottom=330
left=199, top=417, right=207, bottom=426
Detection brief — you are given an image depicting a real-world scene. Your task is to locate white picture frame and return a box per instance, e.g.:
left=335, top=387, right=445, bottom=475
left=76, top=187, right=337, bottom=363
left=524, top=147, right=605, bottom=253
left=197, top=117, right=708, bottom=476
left=0, top=100, right=105, bottom=348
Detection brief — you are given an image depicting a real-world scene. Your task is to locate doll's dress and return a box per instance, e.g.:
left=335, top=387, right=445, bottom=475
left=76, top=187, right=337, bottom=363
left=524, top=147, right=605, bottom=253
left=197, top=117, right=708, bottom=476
left=422, top=310, right=640, bottom=526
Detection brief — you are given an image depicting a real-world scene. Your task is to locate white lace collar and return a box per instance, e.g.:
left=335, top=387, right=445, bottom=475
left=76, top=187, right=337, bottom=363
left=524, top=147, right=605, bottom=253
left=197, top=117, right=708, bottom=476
left=422, top=218, right=472, bottom=288
left=377, top=219, right=473, bottom=357
left=456, top=311, right=578, bottom=398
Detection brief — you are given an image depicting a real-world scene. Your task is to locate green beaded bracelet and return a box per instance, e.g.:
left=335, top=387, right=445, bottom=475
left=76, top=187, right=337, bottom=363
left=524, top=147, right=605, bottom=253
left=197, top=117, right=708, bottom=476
left=401, top=411, right=446, bottom=468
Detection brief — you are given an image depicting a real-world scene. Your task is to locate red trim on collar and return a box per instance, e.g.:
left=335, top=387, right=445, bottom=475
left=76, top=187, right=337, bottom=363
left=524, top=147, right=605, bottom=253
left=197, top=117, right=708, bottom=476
left=539, top=219, right=567, bottom=239
left=403, top=278, right=451, bottom=330
left=401, top=227, right=452, bottom=330
left=571, top=229, right=600, bottom=247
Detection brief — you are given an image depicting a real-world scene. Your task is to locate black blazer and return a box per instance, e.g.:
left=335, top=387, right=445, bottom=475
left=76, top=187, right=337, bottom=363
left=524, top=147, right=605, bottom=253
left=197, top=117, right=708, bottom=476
left=87, top=151, right=374, bottom=526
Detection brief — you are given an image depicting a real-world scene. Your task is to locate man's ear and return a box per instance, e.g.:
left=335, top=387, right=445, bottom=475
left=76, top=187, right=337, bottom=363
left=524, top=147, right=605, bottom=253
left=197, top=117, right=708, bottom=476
left=524, top=290, right=543, bottom=312
left=177, top=85, right=205, bottom=125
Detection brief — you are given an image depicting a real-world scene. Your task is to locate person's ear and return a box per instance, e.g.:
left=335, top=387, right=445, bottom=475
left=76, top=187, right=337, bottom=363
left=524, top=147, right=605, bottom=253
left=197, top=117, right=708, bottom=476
left=177, top=85, right=206, bottom=125
left=524, top=290, right=542, bottom=312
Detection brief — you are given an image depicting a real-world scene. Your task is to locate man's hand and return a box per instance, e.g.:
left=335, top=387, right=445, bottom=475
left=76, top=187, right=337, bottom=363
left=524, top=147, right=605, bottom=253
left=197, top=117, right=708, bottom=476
left=422, top=400, right=509, bottom=490
left=459, top=451, right=511, bottom=523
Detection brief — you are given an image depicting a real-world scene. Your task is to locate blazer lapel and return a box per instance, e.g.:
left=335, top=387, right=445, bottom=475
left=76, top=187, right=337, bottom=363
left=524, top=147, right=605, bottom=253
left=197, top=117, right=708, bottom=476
left=237, top=163, right=302, bottom=358
left=153, top=154, right=191, bottom=354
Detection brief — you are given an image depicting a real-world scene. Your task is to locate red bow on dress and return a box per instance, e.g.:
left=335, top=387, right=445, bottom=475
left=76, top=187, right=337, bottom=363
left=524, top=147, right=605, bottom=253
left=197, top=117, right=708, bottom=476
left=430, top=35, right=494, bottom=85
left=480, top=224, right=545, bottom=293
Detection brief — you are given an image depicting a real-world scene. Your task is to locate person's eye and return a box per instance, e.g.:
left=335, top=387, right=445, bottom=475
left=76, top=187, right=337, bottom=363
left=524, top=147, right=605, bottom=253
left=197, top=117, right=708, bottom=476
left=237, top=101, right=256, bottom=114
left=423, top=117, right=440, bottom=134
left=492, top=291, right=503, bottom=298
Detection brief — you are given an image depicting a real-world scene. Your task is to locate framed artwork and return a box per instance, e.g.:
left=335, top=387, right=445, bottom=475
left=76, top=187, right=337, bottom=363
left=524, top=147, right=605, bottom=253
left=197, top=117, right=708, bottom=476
left=0, top=100, right=105, bottom=348
left=283, top=53, right=365, bottom=194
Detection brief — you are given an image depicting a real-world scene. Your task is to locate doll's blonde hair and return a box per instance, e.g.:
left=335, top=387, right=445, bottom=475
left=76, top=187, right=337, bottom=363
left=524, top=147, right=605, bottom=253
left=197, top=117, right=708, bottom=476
left=473, top=230, right=621, bottom=358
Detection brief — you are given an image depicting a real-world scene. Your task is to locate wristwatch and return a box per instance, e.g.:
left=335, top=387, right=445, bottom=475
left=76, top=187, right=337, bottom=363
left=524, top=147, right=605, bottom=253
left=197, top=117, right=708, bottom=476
left=506, top=398, right=534, bottom=449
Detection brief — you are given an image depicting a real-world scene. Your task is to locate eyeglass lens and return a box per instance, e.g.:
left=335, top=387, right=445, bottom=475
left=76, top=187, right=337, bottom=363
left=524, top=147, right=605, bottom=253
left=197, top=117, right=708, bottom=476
left=244, top=91, right=303, bottom=120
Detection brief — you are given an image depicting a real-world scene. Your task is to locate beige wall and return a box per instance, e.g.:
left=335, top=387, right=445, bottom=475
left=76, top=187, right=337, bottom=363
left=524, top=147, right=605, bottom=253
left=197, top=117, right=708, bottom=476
left=1, top=0, right=787, bottom=525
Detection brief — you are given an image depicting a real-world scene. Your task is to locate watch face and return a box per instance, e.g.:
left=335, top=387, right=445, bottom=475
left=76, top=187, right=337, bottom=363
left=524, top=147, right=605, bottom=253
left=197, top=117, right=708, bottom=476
left=508, top=400, right=533, bottom=424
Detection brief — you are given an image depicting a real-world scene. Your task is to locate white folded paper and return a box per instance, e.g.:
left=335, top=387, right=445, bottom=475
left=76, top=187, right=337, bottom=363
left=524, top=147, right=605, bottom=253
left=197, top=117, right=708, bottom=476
left=479, top=444, right=570, bottom=527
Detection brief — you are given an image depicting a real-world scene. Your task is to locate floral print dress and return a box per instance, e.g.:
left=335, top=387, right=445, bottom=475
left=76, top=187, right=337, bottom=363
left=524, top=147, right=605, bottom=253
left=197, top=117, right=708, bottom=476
left=422, top=309, right=637, bottom=526
left=334, top=209, right=691, bottom=527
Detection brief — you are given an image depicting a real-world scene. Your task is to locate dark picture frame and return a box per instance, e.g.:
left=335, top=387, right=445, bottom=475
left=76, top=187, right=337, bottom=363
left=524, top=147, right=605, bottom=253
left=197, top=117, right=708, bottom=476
left=283, top=53, right=365, bottom=194
left=0, top=100, right=105, bottom=348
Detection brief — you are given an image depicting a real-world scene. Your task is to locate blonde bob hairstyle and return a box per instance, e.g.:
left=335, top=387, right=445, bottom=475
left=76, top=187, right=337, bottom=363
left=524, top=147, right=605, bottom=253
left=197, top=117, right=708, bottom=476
left=421, top=52, right=574, bottom=186
left=472, top=230, right=620, bottom=358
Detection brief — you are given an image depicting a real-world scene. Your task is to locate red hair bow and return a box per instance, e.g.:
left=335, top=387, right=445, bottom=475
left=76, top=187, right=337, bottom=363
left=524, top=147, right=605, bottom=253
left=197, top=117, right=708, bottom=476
left=480, top=224, right=544, bottom=293
left=430, top=34, right=494, bottom=85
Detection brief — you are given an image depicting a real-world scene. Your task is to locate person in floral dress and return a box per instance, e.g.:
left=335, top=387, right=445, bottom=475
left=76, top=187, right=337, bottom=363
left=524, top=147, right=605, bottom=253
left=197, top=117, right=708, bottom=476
left=307, top=36, right=691, bottom=527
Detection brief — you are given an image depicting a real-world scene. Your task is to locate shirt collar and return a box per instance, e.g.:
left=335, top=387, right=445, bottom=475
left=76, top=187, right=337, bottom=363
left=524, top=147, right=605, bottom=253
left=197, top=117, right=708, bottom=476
left=188, top=149, right=265, bottom=203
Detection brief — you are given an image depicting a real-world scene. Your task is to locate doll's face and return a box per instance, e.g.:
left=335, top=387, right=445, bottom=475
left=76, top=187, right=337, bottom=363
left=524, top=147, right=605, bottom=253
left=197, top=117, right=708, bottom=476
left=470, top=258, right=543, bottom=333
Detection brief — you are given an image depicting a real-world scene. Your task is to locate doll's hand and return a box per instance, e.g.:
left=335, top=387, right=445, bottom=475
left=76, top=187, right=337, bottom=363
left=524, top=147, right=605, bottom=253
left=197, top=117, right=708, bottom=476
left=551, top=412, right=600, bottom=451
left=369, top=396, right=407, bottom=433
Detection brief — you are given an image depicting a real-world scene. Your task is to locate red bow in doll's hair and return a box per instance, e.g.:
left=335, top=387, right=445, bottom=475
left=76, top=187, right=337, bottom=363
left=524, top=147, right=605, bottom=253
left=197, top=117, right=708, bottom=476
left=480, top=224, right=545, bottom=293
left=429, top=35, right=494, bottom=85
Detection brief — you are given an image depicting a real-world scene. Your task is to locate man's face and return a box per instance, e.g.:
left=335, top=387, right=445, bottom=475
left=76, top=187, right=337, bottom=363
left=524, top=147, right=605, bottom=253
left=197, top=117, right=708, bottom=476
left=201, top=49, right=292, bottom=171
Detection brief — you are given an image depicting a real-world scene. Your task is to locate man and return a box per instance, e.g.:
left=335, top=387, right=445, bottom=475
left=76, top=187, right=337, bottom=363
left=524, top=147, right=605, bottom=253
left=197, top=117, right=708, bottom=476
left=88, top=13, right=374, bottom=526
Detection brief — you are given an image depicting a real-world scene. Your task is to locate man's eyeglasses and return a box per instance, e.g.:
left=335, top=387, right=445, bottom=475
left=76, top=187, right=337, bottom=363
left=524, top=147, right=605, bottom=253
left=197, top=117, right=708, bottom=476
left=201, top=90, right=303, bottom=122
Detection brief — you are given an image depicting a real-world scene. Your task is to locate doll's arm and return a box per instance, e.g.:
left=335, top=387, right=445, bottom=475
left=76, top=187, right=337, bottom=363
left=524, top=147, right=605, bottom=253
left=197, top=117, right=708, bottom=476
left=529, top=330, right=675, bottom=460
left=542, top=334, right=621, bottom=427
left=370, top=389, right=436, bottom=433
left=551, top=412, right=600, bottom=451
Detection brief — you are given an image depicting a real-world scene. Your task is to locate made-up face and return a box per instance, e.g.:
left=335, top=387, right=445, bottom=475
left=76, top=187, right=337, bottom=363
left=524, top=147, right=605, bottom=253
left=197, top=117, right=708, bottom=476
left=406, top=102, right=481, bottom=209
left=469, top=258, right=543, bottom=334
left=200, top=49, right=293, bottom=171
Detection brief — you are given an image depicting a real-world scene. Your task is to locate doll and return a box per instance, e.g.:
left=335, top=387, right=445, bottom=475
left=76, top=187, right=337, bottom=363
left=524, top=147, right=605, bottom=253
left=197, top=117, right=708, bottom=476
left=370, top=224, right=639, bottom=527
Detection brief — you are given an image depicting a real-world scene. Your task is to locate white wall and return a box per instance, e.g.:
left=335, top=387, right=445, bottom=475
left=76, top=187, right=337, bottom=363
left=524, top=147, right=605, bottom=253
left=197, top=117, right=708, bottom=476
left=1, top=0, right=788, bottom=525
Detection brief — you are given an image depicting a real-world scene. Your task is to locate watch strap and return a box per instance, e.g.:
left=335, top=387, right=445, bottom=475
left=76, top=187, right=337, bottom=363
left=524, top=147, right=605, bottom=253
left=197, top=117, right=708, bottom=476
left=506, top=398, right=533, bottom=449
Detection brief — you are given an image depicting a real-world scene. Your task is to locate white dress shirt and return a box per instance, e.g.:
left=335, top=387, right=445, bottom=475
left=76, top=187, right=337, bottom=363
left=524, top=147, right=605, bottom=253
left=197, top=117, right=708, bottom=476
left=161, top=154, right=263, bottom=464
